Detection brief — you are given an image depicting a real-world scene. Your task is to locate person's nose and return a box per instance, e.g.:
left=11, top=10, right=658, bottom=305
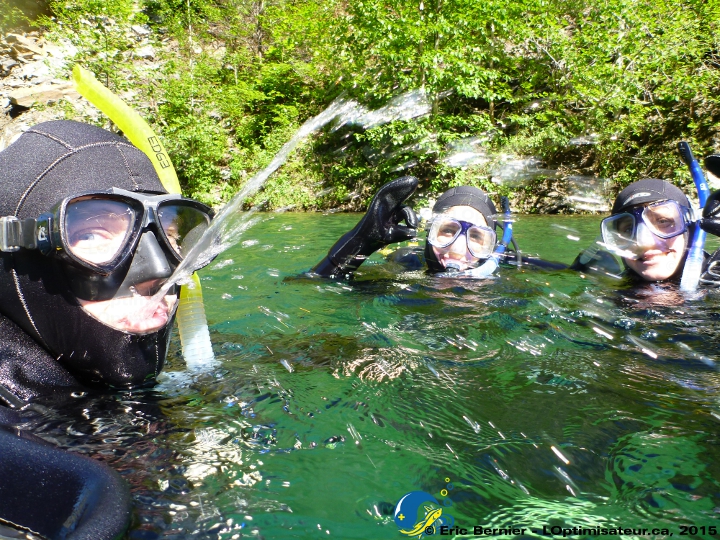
left=633, top=222, right=664, bottom=250
left=448, top=233, right=469, bottom=257
left=117, top=232, right=173, bottom=297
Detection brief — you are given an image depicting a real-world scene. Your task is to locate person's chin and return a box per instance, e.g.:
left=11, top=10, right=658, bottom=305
left=629, top=253, right=680, bottom=281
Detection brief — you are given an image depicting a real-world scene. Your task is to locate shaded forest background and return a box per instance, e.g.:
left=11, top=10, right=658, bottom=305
left=2, top=0, right=720, bottom=211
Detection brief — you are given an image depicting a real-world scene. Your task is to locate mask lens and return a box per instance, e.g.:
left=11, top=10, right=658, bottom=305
left=601, top=213, right=635, bottom=250
left=466, top=226, right=495, bottom=258
left=65, top=198, right=135, bottom=264
left=428, top=217, right=462, bottom=248
left=158, top=203, right=211, bottom=258
left=643, top=202, right=684, bottom=238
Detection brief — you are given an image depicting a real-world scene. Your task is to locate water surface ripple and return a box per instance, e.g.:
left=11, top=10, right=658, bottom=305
left=23, top=214, right=720, bottom=539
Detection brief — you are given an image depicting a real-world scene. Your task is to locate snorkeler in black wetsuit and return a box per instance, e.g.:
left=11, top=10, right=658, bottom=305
left=311, top=178, right=565, bottom=279
left=0, top=120, right=215, bottom=539
left=571, top=177, right=720, bottom=284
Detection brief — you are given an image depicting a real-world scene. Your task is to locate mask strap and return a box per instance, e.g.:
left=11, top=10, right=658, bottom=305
left=1, top=214, right=57, bottom=255
left=0, top=216, right=38, bottom=252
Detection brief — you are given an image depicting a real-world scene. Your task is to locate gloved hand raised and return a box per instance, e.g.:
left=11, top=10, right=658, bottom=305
left=701, top=157, right=720, bottom=236
left=312, top=176, right=419, bottom=278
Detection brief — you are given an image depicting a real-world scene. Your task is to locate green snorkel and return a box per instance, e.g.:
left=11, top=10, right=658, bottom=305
left=72, top=65, right=215, bottom=369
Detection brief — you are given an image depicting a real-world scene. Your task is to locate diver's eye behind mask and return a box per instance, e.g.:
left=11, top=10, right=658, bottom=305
left=427, top=216, right=496, bottom=259
left=600, top=200, right=691, bottom=252
left=1, top=188, right=214, bottom=274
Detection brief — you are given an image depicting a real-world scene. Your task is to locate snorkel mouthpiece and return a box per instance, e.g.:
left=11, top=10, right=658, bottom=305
left=443, top=261, right=463, bottom=273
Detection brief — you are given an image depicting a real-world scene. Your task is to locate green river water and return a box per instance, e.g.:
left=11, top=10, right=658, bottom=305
left=19, top=213, right=720, bottom=539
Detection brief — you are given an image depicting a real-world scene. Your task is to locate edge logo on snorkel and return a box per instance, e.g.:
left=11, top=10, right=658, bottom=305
left=394, top=483, right=455, bottom=537
left=147, top=136, right=171, bottom=169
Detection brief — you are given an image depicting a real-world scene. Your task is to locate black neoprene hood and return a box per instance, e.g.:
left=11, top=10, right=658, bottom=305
left=425, top=185, right=499, bottom=273
left=432, top=185, right=498, bottom=229
left=612, top=178, right=690, bottom=214
left=0, top=120, right=173, bottom=388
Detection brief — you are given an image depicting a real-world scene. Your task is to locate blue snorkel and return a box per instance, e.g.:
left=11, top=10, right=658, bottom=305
left=450, top=196, right=513, bottom=279
left=678, top=141, right=710, bottom=292
left=497, top=196, right=514, bottom=256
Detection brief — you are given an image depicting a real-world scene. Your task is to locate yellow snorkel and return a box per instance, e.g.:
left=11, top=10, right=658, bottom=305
left=72, top=65, right=215, bottom=369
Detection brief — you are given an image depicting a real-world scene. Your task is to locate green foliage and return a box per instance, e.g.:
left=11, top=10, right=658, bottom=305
left=2, top=0, right=47, bottom=34
left=26, top=0, right=720, bottom=210
left=514, top=0, right=720, bottom=190
left=327, top=0, right=720, bottom=201
left=1, top=6, right=28, bottom=34
left=37, top=0, right=144, bottom=91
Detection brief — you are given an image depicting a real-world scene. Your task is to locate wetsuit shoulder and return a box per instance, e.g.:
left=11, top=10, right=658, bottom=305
left=0, top=315, right=131, bottom=540
left=0, top=428, right=131, bottom=539
left=0, top=314, right=83, bottom=407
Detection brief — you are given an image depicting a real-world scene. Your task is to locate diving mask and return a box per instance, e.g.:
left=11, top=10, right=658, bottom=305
left=601, top=200, right=693, bottom=252
left=427, top=215, right=496, bottom=259
left=0, top=188, right=214, bottom=301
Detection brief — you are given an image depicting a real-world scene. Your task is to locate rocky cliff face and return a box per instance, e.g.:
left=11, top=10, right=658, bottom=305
left=0, top=30, right=86, bottom=149
left=0, top=19, right=161, bottom=151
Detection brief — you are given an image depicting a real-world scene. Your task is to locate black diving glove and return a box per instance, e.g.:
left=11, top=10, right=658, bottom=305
left=569, top=244, right=623, bottom=275
left=700, top=187, right=720, bottom=236
left=312, top=176, right=419, bottom=278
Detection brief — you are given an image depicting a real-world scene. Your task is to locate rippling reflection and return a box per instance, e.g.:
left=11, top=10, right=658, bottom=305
left=20, top=214, right=720, bottom=538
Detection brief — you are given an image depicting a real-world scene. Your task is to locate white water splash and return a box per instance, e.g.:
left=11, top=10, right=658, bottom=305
left=144, top=91, right=432, bottom=311
left=333, top=89, right=431, bottom=131
left=491, top=155, right=557, bottom=186
left=566, top=175, right=610, bottom=212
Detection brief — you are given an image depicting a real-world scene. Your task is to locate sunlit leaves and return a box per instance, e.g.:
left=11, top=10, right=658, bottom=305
left=38, top=0, right=720, bottom=206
